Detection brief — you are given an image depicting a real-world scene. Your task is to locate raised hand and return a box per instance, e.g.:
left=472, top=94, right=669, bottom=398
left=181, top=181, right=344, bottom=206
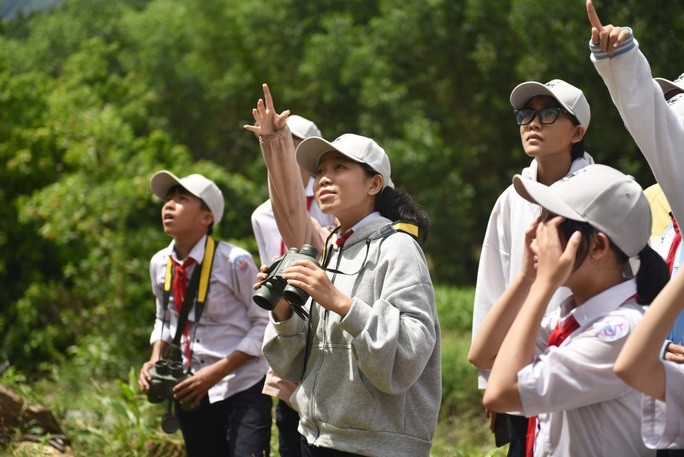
left=534, top=216, right=581, bottom=288
left=586, top=0, right=631, bottom=53
left=243, top=83, right=290, bottom=135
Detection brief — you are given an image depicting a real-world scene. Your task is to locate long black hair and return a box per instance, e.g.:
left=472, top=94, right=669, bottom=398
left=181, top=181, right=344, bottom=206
left=559, top=218, right=669, bottom=304
left=360, top=163, right=429, bottom=244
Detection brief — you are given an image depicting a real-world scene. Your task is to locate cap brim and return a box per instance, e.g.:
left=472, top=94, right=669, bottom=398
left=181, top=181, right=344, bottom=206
left=509, top=81, right=573, bottom=115
left=655, top=77, right=682, bottom=95
left=150, top=170, right=184, bottom=200
left=512, top=175, right=585, bottom=221
left=296, top=137, right=358, bottom=175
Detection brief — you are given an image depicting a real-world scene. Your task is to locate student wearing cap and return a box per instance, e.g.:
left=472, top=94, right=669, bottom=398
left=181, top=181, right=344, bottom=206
left=244, top=83, right=440, bottom=457
left=251, top=114, right=336, bottom=457
left=138, top=171, right=272, bottom=457
left=586, top=2, right=684, bottom=453
left=469, top=78, right=594, bottom=455
left=470, top=164, right=668, bottom=457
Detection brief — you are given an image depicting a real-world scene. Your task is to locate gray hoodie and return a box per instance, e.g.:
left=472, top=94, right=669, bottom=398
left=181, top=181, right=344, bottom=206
left=263, top=215, right=441, bottom=457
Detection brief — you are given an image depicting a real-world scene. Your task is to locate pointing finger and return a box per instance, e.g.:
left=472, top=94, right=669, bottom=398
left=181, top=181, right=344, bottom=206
left=586, top=0, right=603, bottom=30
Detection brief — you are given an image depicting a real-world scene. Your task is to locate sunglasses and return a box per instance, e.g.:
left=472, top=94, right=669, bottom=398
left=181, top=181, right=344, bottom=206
left=514, top=106, right=572, bottom=125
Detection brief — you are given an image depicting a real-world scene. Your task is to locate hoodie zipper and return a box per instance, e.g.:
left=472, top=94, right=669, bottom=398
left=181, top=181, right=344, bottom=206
left=310, top=244, right=343, bottom=445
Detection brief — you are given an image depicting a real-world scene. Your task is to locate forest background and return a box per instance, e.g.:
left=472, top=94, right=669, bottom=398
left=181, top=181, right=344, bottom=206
left=1, top=0, right=682, bottom=455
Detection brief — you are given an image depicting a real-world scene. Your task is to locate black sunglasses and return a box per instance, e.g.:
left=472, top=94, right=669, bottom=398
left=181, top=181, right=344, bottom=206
left=514, top=106, right=572, bottom=125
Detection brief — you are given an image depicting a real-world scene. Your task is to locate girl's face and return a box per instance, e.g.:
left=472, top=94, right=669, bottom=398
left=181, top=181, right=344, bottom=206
left=313, top=151, right=382, bottom=228
left=519, top=95, right=585, bottom=160
left=161, top=188, right=212, bottom=238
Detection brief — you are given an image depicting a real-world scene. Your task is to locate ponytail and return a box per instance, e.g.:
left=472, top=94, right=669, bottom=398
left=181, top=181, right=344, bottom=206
left=635, top=245, right=670, bottom=305
left=375, top=186, right=429, bottom=244
left=359, top=162, right=429, bottom=244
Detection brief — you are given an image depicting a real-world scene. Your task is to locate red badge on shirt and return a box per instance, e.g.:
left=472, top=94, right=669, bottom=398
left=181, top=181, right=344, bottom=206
left=233, top=255, right=251, bottom=272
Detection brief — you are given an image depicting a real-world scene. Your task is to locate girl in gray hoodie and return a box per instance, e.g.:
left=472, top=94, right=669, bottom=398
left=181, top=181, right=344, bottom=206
left=245, top=83, right=441, bottom=457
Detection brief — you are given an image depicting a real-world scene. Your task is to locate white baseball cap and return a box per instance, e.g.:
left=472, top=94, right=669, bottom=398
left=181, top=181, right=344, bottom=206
left=150, top=170, right=225, bottom=226
left=286, top=115, right=322, bottom=140
left=296, top=133, right=394, bottom=188
left=655, top=73, right=684, bottom=97
left=510, top=79, right=591, bottom=130
left=512, top=164, right=650, bottom=257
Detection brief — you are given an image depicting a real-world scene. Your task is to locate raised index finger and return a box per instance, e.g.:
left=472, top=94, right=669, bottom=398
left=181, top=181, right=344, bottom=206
left=586, top=0, right=603, bottom=30
left=262, top=83, right=275, bottom=112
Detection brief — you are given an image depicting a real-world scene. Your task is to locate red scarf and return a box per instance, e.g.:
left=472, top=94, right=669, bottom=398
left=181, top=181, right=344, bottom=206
left=525, top=315, right=579, bottom=456
left=171, top=257, right=195, bottom=367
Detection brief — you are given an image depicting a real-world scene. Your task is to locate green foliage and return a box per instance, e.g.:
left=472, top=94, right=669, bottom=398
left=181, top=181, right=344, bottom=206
left=0, top=0, right=681, bottom=420
left=2, top=285, right=495, bottom=455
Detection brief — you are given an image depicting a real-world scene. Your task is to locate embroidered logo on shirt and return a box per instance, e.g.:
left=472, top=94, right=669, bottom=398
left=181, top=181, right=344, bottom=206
left=233, top=255, right=251, bottom=272
left=592, top=316, right=630, bottom=342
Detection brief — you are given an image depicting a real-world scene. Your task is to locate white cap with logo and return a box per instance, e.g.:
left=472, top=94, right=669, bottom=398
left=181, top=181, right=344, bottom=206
left=510, top=79, right=591, bottom=130
left=150, top=170, right=225, bottom=226
left=512, top=164, right=650, bottom=257
left=286, top=115, right=322, bottom=140
left=296, top=133, right=394, bottom=189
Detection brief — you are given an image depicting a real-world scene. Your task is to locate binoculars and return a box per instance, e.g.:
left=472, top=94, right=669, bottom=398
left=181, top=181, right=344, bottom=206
left=253, top=244, right=320, bottom=319
left=146, top=359, right=193, bottom=409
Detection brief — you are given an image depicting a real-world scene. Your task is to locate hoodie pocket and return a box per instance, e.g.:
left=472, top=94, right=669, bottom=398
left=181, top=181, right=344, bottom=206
left=311, top=348, right=377, bottom=431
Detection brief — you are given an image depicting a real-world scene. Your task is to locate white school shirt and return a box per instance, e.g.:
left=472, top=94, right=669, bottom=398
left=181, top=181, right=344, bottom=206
left=149, top=235, right=269, bottom=403
left=251, top=177, right=336, bottom=265
left=518, top=280, right=654, bottom=457
left=642, top=361, right=684, bottom=449
left=472, top=153, right=594, bottom=388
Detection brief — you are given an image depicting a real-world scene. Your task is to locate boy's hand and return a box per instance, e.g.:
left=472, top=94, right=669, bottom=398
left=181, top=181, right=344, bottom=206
left=138, top=360, right=156, bottom=393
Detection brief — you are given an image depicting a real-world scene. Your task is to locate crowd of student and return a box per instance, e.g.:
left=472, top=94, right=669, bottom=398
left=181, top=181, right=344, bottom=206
left=133, top=1, right=684, bottom=456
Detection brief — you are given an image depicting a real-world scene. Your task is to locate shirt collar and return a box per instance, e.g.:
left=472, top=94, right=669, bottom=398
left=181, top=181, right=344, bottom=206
left=169, top=234, right=208, bottom=264
left=562, top=279, right=638, bottom=327
left=348, top=212, right=380, bottom=233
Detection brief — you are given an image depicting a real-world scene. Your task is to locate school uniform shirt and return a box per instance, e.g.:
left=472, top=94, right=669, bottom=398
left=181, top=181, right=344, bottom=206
left=642, top=361, right=684, bottom=449
left=149, top=234, right=269, bottom=404
left=472, top=153, right=594, bottom=388
left=518, top=280, right=653, bottom=457
left=258, top=127, right=441, bottom=457
left=251, top=177, right=336, bottom=265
